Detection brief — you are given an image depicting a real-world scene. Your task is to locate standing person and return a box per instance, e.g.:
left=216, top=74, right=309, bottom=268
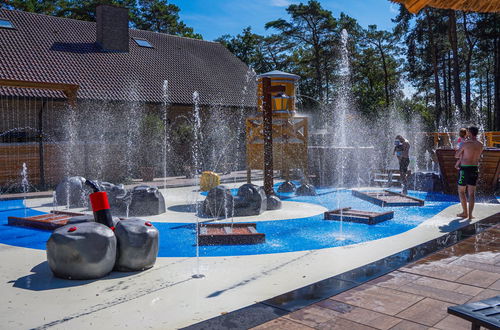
left=393, top=135, right=410, bottom=194
left=455, top=126, right=483, bottom=220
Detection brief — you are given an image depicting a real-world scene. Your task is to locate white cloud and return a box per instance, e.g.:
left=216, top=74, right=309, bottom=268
left=271, top=0, right=291, bottom=7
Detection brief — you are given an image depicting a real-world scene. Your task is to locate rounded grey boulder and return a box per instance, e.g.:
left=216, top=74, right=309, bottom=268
left=203, top=185, right=234, bottom=218
left=67, top=215, right=121, bottom=227
left=296, top=183, right=317, bottom=196
left=266, top=194, right=282, bottom=210
left=277, top=181, right=296, bottom=193
left=46, top=222, right=116, bottom=280
left=127, top=186, right=166, bottom=216
left=234, top=184, right=267, bottom=216
left=55, top=176, right=89, bottom=208
left=67, top=214, right=95, bottom=224
left=114, top=218, right=159, bottom=272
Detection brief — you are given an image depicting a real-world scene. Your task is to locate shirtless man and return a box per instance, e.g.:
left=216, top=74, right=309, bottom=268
left=393, top=135, right=410, bottom=194
left=455, top=126, right=483, bottom=220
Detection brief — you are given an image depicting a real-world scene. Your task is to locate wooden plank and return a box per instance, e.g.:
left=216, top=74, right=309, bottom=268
left=324, top=206, right=394, bottom=224
left=352, top=189, right=424, bottom=207
left=198, top=223, right=265, bottom=245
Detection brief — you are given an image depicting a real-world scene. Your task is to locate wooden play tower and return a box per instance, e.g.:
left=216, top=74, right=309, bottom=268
left=245, top=71, right=308, bottom=195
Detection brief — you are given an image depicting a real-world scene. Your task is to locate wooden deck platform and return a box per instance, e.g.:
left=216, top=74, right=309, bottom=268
left=436, top=148, right=500, bottom=195
left=198, top=223, right=265, bottom=245
left=352, top=189, right=425, bottom=207
left=8, top=210, right=84, bottom=230
left=324, top=207, right=394, bottom=225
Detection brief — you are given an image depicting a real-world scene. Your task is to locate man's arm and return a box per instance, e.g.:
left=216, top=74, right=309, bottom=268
left=455, top=146, right=464, bottom=159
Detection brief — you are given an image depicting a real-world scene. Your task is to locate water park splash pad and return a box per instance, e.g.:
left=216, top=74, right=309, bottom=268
left=1, top=182, right=500, bottom=329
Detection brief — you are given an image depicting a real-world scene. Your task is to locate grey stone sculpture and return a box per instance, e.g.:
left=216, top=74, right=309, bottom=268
left=296, top=183, right=317, bottom=196
left=46, top=222, right=116, bottom=280
left=203, top=184, right=270, bottom=217
left=233, top=184, right=268, bottom=216
left=97, top=181, right=127, bottom=210
left=114, top=218, right=159, bottom=271
left=55, top=177, right=127, bottom=210
left=266, top=194, right=282, bottom=210
left=203, top=185, right=234, bottom=218
left=55, top=176, right=88, bottom=208
left=127, top=186, right=166, bottom=216
left=277, top=181, right=296, bottom=193
left=67, top=215, right=121, bottom=227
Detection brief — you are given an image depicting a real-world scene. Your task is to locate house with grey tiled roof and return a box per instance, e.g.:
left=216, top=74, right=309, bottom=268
left=0, top=5, right=257, bottom=187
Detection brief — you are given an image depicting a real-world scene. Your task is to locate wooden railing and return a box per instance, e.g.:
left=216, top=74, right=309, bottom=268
left=0, top=142, right=128, bottom=188
left=424, top=131, right=500, bottom=149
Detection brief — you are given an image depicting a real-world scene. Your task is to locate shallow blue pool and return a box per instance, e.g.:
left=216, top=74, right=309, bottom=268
left=0, top=186, right=464, bottom=257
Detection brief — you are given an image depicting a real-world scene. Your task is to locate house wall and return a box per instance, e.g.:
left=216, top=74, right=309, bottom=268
left=0, top=96, right=256, bottom=189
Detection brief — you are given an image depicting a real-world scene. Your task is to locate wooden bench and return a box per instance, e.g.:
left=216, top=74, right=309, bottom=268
left=447, top=295, right=500, bottom=330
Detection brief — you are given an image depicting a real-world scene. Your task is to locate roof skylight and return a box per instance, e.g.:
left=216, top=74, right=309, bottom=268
left=0, top=18, right=14, bottom=29
left=133, top=38, right=153, bottom=48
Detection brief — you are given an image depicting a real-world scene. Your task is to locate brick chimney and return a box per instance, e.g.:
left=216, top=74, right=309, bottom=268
left=96, top=5, right=129, bottom=52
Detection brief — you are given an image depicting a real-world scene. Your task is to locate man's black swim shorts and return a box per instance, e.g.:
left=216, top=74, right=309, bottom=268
left=458, top=165, right=479, bottom=186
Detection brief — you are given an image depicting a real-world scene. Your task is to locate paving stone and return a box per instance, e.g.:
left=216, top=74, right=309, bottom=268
left=284, top=305, right=340, bottom=328
left=411, top=252, right=458, bottom=265
left=458, top=250, right=500, bottom=265
left=400, top=261, right=473, bottom=281
left=489, top=278, right=500, bottom=290
left=467, top=288, right=500, bottom=303
left=455, top=269, right=500, bottom=288
left=251, top=317, right=315, bottom=330
left=451, top=257, right=500, bottom=273
left=455, top=284, right=484, bottom=296
left=316, top=317, right=377, bottom=330
left=412, top=276, right=460, bottom=291
left=388, top=320, right=428, bottom=330
left=333, top=284, right=424, bottom=315
left=396, top=281, right=470, bottom=304
left=317, top=299, right=401, bottom=329
left=395, top=298, right=451, bottom=327
left=365, top=271, right=421, bottom=290
left=433, top=315, right=471, bottom=330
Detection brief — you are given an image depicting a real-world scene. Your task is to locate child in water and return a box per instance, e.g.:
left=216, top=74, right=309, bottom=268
left=455, top=128, right=467, bottom=170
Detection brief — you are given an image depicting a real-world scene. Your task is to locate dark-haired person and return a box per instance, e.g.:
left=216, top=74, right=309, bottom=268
left=393, top=135, right=410, bottom=194
left=455, top=126, right=483, bottom=220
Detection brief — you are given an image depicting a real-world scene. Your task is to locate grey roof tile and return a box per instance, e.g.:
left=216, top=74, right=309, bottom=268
left=0, top=9, right=257, bottom=107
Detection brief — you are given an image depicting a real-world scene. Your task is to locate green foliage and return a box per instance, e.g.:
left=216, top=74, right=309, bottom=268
left=134, top=0, right=202, bottom=39
left=0, top=0, right=201, bottom=39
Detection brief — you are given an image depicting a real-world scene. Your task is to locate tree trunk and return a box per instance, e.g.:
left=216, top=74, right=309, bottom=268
left=486, top=60, right=492, bottom=130
left=313, top=44, right=323, bottom=101
left=447, top=51, right=452, bottom=118
left=462, top=13, right=475, bottom=120
left=426, top=10, right=442, bottom=125
left=495, top=36, right=500, bottom=130
left=448, top=10, right=463, bottom=115
left=442, top=55, right=449, bottom=121
left=377, top=41, right=390, bottom=106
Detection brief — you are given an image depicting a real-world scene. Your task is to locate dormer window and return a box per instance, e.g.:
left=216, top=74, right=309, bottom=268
left=0, top=18, right=14, bottom=29
left=133, top=37, right=153, bottom=48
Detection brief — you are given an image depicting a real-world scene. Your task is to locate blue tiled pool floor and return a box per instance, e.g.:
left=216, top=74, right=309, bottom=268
left=0, top=188, right=466, bottom=257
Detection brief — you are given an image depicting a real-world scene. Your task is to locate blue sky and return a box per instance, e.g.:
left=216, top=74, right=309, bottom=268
left=170, top=0, right=400, bottom=41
